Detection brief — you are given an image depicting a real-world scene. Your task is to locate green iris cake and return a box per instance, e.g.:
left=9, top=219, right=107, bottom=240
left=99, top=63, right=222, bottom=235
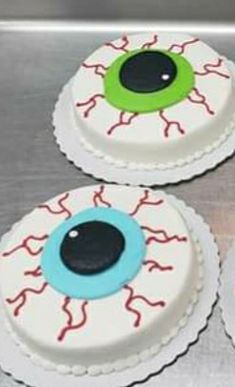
left=72, top=32, right=234, bottom=168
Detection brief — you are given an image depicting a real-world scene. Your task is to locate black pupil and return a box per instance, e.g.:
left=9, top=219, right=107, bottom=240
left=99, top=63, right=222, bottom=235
left=60, top=221, right=125, bottom=275
left=119, top=50, right=177, bottom=93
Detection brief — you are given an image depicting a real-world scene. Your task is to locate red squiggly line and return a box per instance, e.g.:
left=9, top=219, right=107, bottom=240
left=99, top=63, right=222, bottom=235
left=143, top=259, right=173, bottom=272
left=2, top=234, right=48, bottom=258
left=141, top=34, right=158, bottom=49
left=82, top=62, right=109, bottom=78
left=76, top=94, right=105, bottom=118
left=6, top=282, right=48, bottom=317
left=168, top=38, right=199, bottom=54
left=24, top=265, right=42, bottom=277
left=57, top=297, right=89, bottom=342
left=129, top=190, right=163, bottom=217
left=141, top=225, right=187, bottom=244
left=92, top=185, right=112, bottom=208
left=105, top=35, right=129, bottom=53
left=38, top=192, right=72, bottom=220
left=159, top=110, right=186, bottom=138
left=194, top=58, right=230, bottom=79
left=107, top=111, right=139, bottom=136
left=124, top=285, right=165, bottom=327
left=187, top=87, right=215, bottom=115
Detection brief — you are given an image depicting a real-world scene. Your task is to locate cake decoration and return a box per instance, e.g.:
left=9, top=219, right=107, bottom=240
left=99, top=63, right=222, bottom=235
left=194, top=58, right=230, bottom=79
left=119, top=51, right=178, bottom=93
left=38, top=192, right=72, bottom=220
left=0, top=185, right=203, bottom=375
left=2, top=234, right=49, bottom=258
left=6, top=282, right=48, bottom=317
left=123, top=284, right=166, bottom=328
left=187, top=87, right=215, bottom=115
left=168, top=37, right=199, bottom=54
left=104, top=49, right=195, bottom=112
left=60, top=220, right=125, bottom=275
left=57, top=298, right=89, bottom=342
left=71, top=32, right=234, bottom=167
left=41, top=207, right=146, bottom=299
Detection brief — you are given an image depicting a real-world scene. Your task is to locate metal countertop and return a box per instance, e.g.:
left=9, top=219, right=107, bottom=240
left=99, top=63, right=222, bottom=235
left=0, top=0, right=235, bottom=22
left=0, top=28, right=235, bottom=387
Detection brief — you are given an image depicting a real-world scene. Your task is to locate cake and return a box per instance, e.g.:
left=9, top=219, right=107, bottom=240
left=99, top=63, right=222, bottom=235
left=72, top=32, right=235, bottom=168
left=0, top=185, right=203, bottom=375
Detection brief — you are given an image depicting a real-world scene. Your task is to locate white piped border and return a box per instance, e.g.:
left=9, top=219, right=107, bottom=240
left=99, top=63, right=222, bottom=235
left=0, top=191, right=219, bottom=387
left=53, top=60, right=235, bottom=186
left=219, top=240, right=235, bottom=346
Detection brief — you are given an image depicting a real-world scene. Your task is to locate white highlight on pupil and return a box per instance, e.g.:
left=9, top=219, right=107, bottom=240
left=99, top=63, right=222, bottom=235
left=69, top=230, right=79, bottom=238
left=162, top=74, right=170, bottom=81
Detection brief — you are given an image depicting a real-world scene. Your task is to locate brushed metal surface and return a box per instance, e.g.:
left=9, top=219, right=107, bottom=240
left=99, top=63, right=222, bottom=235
left=0, top=30, right=235, bottom=387
left=0, top=0, right=235, bottom=22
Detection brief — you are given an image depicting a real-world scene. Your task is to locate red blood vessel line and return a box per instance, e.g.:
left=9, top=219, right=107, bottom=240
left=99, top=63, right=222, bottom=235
left=38, top=192, right=72, bottom=220
left=141, top=34, right=158, bottom=49
left=82, top=62, right=109, bottom=78
left=92, top=185, right=112, bottom=208
left=6, top=282, right=48, bottom=317
left=24, top=265, right=42, bottom=277
left=187, top=87, right=215, bottom=115
left=168, top=38, right=199, bottom=54
left=76, top=94, right=105, bottom=118
left=143, top=259, right=174, bottom=272
left=194, top=58, right=230, bottom=79
left=129, top=190, right=164, bottom=217
left=2, top=234, right=48, bottom=258
left=105, top=35, right=129, bottom=53
left=159, top=110, right=186, bottom=138
left=107, top=111, right=139, bottom=136
left=124, top=285, right=165, bottom=327
left=141, top=225, right=187, bottom=244
left=57, top=297, right=89, bottom=342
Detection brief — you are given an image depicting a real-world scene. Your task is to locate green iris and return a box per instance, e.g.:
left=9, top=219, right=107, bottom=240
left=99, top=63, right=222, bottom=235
left=104, top=49, right=195, bottom=113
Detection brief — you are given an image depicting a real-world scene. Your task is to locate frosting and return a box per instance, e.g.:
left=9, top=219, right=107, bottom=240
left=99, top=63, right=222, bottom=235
left=0, top=185, right=203, bottom=375
left=72, top=33, right=235, bottom=166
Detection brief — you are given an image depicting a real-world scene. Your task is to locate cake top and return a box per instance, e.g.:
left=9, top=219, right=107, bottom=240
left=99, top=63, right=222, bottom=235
left=73, top=32, right=232, bottom=143
left=0, top=185, right=194, bottom=349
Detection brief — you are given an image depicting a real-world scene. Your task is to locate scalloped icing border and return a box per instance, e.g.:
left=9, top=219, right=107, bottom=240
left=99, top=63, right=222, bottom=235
left=76, top=57, right=235, bottom=171
left=2, top=231, right=204, bottom=377
left=79, top=114, right=235, bottom=171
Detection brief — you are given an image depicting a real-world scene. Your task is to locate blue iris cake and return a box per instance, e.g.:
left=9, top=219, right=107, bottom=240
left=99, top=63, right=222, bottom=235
left=0, top=185, right=203, bottom=375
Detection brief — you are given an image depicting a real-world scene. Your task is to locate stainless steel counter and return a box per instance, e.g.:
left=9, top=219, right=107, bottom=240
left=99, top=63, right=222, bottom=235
left=0, top=28, right=235, bottom=387
left=0, top=0, right=235, bottom=22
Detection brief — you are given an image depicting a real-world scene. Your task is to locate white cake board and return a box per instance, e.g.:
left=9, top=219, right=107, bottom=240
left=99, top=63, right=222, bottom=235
left=0, top=192, right=219, bottom=387
left=53, top=61, right=235, bottom=186
left=219, top=240, right=235, bottom=346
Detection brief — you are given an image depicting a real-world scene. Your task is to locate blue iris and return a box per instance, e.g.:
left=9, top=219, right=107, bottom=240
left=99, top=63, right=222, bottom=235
left=41, top=207, right=146, bottom=300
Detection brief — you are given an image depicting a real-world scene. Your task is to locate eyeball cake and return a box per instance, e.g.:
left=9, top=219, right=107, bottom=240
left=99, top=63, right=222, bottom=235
left=72, top=32, right=235, bottom=168
left=0, top=185, right=203, bottom=375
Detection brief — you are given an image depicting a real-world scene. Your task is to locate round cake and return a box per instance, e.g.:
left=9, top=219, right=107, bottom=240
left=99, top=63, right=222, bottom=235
left=0, top=185, right=203, bottom=375
left=72, top=32, right=235, bottom=168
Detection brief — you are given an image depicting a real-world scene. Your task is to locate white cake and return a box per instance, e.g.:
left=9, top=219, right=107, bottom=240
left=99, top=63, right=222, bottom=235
left=72, top=32, right=235, bottom=168
left=0, top=185, right=203, bottom=375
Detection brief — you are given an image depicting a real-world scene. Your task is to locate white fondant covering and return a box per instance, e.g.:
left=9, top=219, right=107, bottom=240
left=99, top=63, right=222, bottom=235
left=0, top=185, right=203, bottom=375
left=72, top=33, right=235, bottom=166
